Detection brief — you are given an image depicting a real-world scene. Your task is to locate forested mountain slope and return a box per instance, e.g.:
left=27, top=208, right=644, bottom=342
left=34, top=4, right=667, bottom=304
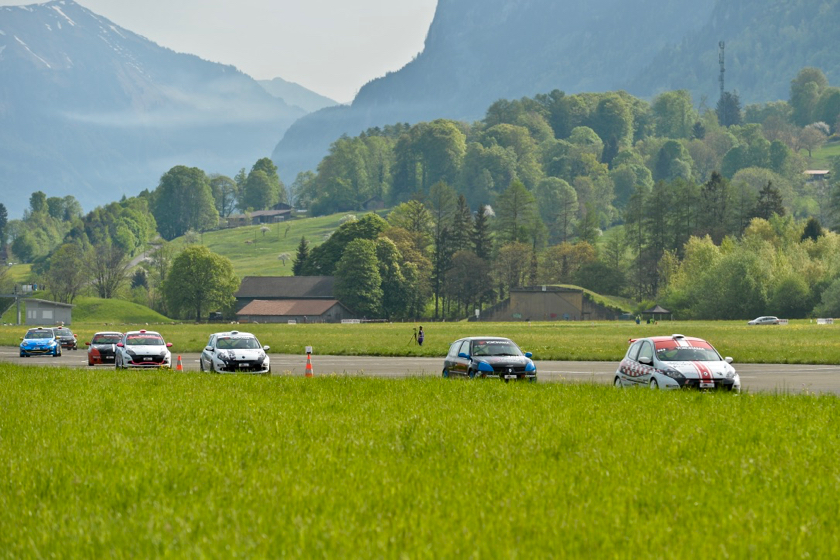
left=0, top=0, right=305, bottom=218
left=273, top=0, right=840, bottom=184
left=629, top=0, right=840, bottom=104
left=272, top=0, right=718, bottom=181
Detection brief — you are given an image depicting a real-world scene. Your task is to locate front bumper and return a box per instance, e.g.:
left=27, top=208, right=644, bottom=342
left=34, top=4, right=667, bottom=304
left=214, top=358, right=269, bottom=373
left=21, top=345, right=58, bottom=355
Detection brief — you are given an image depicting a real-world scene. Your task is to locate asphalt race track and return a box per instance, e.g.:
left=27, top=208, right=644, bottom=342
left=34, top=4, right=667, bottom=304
left=1, top=347, right=839, bottom=395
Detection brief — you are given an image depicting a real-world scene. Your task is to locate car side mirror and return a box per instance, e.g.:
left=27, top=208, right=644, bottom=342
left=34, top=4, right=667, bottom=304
left=166, top=343, right=173, bottom=348
left=85, top=342, right=91, bottom=346
left=458, top=352, right=470, bottom=359
left=73, top=334, right=78, bottom=338
left=725, top=357, right=733, bottom=364
left=263, top=345, right=270, bottom=351
left=525, top=352, right=532, bottom=358
left=639, top=356, right=653, bottom=365
left=19, top=337, right=23, bottom=341
left=117, top=342, right=124, bottom=347
left=205, top=346, right=213, bottom=352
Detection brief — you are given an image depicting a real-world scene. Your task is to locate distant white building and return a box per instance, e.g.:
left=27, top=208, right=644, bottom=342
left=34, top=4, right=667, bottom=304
left=26, top=298, right=73, bottom=326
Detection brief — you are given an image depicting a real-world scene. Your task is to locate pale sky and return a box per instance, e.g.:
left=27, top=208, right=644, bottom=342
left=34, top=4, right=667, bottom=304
left=1, top=0, right=439, bottom=102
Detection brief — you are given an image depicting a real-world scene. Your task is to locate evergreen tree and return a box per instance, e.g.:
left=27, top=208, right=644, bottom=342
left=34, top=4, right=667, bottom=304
left=334, top=239, right=383, bottom=318
left=0, top=203, right=7, bottom=248
left=292, top=236, right=309, bottom=276
left=716, top=91, right=743, bottom=127
left=472, top=205, right=493, bottom=260
left=753, top=181, right=786, bottom=220
left=801, top=217, right=824, bottom=241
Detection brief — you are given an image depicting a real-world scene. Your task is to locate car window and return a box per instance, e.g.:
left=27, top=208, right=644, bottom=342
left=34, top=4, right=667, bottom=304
left=92, top=334, right=121, bottom=344
left=638, top=341, right=654, bottom=362
left=232, top=337, right=260, bottom=349
left=458, top=340, right=470, bottom=356
left=26, top=330, right=54, bottom=339
left=474, top=340, right=522, bottom=357
left=125, top=334, right=164, bottom=346
left=627, top=341, right=642, bottom=361
left=55, top=328, right=71, bottom=335
left=447, top=341, right=461, bottom=357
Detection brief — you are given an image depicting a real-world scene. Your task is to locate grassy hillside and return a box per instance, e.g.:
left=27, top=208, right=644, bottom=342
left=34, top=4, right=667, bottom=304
left=810, top=139, right=840, bottom=170
left=172, top=212, right=367, bottom=278
left=0, top=296, right=171, bottom=326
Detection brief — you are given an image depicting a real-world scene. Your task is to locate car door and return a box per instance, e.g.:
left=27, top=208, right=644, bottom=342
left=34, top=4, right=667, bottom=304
left=636, top=340, right=656, bottom=382
left=451, top=339, right=472, bottom=377
left=201, top=335, right=216, bottom=369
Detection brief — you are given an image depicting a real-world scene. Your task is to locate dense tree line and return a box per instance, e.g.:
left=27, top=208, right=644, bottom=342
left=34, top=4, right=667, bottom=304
left=287, top=66, right=840, bottom=320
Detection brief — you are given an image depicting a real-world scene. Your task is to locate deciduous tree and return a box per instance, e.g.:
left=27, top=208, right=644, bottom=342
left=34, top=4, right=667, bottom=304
left=162, top=245, right=239, bottom=321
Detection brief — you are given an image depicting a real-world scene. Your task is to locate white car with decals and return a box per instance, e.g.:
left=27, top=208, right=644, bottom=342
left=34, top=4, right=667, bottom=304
left=200, top=331, right=270, bottom=374
left=614, top=334, right=740, bottom=392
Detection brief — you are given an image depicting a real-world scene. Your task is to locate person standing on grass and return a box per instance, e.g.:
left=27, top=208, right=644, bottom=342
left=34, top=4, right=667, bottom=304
left=417, top=326, right=424, bottom=346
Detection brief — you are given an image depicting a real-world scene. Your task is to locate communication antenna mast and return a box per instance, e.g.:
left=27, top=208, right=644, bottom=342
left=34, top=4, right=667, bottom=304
left=718, top=41, right=726, bottom=126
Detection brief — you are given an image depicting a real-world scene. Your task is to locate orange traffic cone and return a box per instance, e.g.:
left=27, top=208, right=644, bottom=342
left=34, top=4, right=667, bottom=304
left=176, top=355, right=183, bottom=371
left=305, top=353, right=314, bottom=378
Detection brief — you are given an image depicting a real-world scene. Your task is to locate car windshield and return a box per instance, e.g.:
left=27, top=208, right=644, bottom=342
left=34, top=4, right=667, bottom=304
left=471, top=340, right=523, bottom=357
left=92, top=334, right=121, bottom=344
left=25, top=330, right=54, bottom=339
left=655, top=341, right=721, bottom=362
left=216, top=337, right=260, bottom=350
left=54, top=328, right=71, bottom=336
left=125, top=334, right=165, bottom=346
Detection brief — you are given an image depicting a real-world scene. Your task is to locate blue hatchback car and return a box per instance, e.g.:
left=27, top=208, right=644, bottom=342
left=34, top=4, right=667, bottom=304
left=20, top=327, right=62, bottom=357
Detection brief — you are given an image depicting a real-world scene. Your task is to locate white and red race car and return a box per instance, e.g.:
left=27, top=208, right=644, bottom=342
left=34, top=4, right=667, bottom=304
left=614, top=334, right=740, bottom=392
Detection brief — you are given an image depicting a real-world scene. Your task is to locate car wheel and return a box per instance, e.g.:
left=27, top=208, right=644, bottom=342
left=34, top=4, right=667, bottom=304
left=442, top=367, right=449, bottom=378
left=209, top=359, right=216, bottom=373
left=199, top=357, right=205, bottom=372
left=614, top=376, right=623, bottom=388
left=650, top=377, right=659, bottom=390
left=468, top=368, right=476, bottom=379
left=54, top=350, right=61, bottom=358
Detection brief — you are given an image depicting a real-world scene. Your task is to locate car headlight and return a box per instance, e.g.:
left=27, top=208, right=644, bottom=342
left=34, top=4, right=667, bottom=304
left=661, top=368, right=685, bottom=380
left=726, top=368, right=737, bottom=379
left=127, top=349, right=137, bottom=357
left=525, top=361, right=536, bottom=373
left=477, top=361, right=494, bottom=373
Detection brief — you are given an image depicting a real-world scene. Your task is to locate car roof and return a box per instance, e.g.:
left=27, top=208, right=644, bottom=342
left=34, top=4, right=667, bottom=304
left=212, top=331, right=256, bottom=338
left=457, top=336, right=515, bottom=342
left=93, top=331, right=123, bottom=336
left=124, top=330, right=163, bottom=336
left=629, top=334, right=709, bottom=344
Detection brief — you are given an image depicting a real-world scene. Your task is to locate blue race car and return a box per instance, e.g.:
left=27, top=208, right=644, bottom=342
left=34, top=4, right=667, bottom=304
left=20, top=327, right=62, bottom=357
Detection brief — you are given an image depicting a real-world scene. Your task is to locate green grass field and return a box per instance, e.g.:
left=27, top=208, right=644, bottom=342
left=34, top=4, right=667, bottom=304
left=0, top=368, right=837, bottom=557
left=180, top=212, right=368, bottom=277
left=2, top=320, right=837, bottom=364
left=810, top=139, right=840, bottom=169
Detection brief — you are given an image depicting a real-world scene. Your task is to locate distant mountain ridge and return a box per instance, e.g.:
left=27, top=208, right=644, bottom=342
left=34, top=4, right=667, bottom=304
left=0, top=0, right=306, bottom=218
left=258, top=77, right=339, bottom=113
left=272, top=0, right=840, bottom=184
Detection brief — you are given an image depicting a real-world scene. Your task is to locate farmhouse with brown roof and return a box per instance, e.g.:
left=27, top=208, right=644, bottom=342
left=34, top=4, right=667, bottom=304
left=234, top=276, right=357, bottom=323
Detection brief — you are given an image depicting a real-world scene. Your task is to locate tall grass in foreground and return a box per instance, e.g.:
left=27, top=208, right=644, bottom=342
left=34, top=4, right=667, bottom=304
left=1, top=367, right=838, bottom=557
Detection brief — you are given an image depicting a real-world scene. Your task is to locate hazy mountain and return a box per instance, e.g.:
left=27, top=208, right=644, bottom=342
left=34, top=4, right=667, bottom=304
left=258, top=77, right=339, bottom=113
left=273, top=0, right=840, bottom=184
left=272, top=0, right=718, bottom=182
left=628, top=0, right=840, bottom=103
left=0, top=0, right=306, bottom=218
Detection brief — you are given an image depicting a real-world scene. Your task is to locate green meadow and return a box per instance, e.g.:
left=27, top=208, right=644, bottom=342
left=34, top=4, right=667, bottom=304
left=177, top=212, right=376, bottom=278
left=0, top=368, right=837, bottom=557
left=3, top=320, right=839, bottom=364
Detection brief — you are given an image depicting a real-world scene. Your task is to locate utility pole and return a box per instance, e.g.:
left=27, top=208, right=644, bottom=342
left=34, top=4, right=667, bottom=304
left=718, top=41, right=726, bottom=126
